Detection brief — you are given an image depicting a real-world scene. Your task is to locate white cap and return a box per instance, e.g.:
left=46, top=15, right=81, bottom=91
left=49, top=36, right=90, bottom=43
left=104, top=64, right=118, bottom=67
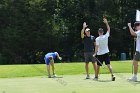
left=85, top=28, right=90, bottom=32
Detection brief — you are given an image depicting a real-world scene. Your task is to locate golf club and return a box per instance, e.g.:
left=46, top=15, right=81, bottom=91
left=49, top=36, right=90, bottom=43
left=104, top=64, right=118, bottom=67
left=94, top=57, right=105, bottom=69
left=51, top=57, right=63, bottom=78
left=59, top=57, right=64, bottom=78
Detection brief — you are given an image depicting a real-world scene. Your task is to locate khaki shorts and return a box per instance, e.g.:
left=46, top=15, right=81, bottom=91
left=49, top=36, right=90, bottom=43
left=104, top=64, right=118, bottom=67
left=133, top=51, right=140, bottom=61
left=84, top=52, right=96, bottom=63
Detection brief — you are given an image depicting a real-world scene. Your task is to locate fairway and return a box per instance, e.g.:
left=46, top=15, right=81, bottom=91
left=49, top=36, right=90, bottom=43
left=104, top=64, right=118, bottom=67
left=0, top=74, right=140, bottom=93
left=0, top=61, right=139, bottom=78
left=0, top=62, right=140, bottom=93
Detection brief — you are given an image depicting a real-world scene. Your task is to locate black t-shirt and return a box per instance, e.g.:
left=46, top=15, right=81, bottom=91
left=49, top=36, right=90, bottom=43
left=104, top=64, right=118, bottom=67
left=83, top=35, right=95, bottom=52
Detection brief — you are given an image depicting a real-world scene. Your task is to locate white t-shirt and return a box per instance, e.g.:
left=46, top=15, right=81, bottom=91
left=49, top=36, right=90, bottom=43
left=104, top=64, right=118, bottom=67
left=96, top=32, right=110, bottom=55
left=135, top=30, right=140, bottom=52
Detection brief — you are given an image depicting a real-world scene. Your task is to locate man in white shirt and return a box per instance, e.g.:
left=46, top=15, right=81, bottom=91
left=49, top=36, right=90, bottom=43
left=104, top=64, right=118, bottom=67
left=93, top=18, right=115, bottom=81
left=128, top=22, right=140, bottom=82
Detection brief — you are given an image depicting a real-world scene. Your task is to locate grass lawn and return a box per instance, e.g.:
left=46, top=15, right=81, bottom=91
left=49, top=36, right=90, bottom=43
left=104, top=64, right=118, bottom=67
left=0, top=61, right=140, bottom=93
left=0, top=61, right=138, bottom=78
left=0, top=74, right=140, bottom=93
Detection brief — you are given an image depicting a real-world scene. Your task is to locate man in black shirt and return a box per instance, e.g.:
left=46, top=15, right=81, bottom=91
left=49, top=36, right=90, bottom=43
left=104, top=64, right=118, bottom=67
left=81, top=22, right=97, bottom=80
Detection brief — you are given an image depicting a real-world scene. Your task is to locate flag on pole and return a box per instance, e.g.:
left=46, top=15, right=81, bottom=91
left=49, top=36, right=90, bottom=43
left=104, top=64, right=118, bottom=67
left=136, top=10, right=140, bottom=21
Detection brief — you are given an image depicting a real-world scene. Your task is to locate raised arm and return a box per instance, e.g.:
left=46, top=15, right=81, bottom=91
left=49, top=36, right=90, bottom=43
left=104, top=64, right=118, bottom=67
left=103, top=18, right=110, bottom=33
left=128, top=23, right=137, bottom=37
left=81, top=22, right=87, bottom=39
left=93, top=39, right=99, bottom=57
left=93, top=45, right=99, bottom=57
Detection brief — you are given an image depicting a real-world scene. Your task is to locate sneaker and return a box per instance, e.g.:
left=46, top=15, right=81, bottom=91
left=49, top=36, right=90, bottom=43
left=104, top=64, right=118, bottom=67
left=48, top=75, right=51, bottom=78
left=128, top=76, right=137, bottom=82
left=112, top=75, right=116, bottom=81
left=52, top=73, right=57, bottom=78
left=93, top=77, right=98, bottom=81
left=86, top=75, right=90, bottom=79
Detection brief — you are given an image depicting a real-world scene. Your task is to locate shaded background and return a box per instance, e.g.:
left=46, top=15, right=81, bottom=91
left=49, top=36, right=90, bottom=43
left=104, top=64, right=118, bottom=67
left=0, top=0, right=140, bottom=64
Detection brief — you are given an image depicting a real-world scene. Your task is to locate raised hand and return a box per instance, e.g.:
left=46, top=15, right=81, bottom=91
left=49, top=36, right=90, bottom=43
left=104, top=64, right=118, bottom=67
left=128, top=23, right=131, bottom=27
left=103, top=18, right=108, bottom=24
left=59, top=57, right=62, bottom=60
left=93, top=53, right=96, bottom=57
left=83, top=22, right=88, bottom=29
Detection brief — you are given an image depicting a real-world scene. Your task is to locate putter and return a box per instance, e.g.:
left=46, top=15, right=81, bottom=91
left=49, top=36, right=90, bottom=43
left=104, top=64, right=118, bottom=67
left=60, top=58, right=64, bottom=78
left=52, top=59, right=63, bottom=79
left=94, top=57, right=105, bottom=69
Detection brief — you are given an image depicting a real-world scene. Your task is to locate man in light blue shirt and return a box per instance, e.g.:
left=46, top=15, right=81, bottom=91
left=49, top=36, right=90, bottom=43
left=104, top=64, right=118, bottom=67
left=44, top=52, right=62, bottom=78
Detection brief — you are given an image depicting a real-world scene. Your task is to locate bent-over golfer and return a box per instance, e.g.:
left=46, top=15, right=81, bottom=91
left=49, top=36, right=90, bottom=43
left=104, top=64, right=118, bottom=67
left=44, top=52, right=62, bottom=78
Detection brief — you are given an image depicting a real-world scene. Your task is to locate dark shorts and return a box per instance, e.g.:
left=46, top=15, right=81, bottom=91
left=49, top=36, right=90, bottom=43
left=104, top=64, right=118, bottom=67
left=96, top=53, right=110, bottom=66
left=84, top=52, right=96, bottom=63
left=133, top=51, right=140, bottom=61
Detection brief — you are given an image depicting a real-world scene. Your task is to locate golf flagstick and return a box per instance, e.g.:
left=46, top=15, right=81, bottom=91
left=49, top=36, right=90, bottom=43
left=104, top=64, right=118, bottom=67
left=132, top=38, right=136, bottom=74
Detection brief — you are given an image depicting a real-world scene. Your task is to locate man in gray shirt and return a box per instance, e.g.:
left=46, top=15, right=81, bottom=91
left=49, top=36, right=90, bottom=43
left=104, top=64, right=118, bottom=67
left=81, top=22, right=97, bottom=79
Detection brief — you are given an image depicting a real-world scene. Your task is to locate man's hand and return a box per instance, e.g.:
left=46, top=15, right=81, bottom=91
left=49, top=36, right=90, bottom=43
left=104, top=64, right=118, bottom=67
left=59, top=57, right=62, bottom=60
left=103, top=18, right=108, bottom=24
left=81, top=22, right=87, bottom=39
left=83, top=22, right=88, bottom=29
left=128, top=22, right=137, bottom=36
left=93, top=53, right=96, bottom=57
left=128, top=23, right=131, bottom=27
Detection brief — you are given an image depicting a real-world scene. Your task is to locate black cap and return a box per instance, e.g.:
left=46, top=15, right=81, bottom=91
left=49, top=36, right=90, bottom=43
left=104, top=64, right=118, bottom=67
left=98, top=28, right=104, bottom=33
left=134, top=21, right=140, bottom=27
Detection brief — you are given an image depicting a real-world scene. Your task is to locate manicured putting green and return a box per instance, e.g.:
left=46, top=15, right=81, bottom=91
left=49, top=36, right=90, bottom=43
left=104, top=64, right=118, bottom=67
left=0, top=74, right=140, bottom=93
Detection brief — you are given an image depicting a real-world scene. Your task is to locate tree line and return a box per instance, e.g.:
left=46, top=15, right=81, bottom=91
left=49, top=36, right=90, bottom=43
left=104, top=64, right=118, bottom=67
left=0, top=0, right=140, bottom=64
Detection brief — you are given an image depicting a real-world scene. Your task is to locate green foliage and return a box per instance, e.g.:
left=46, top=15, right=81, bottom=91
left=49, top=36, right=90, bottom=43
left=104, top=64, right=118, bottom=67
left=0, top=0, right=140, bottom=64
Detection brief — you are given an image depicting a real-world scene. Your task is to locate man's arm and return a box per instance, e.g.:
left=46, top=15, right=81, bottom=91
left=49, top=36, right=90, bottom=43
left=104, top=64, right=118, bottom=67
left=128, top=23, right=137, bottom=37
left=103, top=18, right=110, bottom=33
left=81, top=28, right=85, bottom=39
left=56, top=53, right=62, bottom=60
left=81, top=22, right=87, bottom=39
left=93, top=42, right=96, bottom=52
left=93, top=38, right=99, bottom=57
left=93, top=45, right=99, bottom=57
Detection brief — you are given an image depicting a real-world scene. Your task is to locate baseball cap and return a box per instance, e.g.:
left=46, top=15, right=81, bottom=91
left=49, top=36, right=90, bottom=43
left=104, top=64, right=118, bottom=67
left=98, top=28, right=104, bottom=33
left=134, top=21, right=140, bottom=27
left=85, top=28, right=90, bottom=32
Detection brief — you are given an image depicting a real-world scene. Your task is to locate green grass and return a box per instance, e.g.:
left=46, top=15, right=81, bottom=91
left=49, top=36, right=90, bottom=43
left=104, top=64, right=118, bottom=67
left=0, top=74, right=140, bottom=93
left=0, top=60, right=139, bottom=78
left=0, top=61, right=140, bottom=93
